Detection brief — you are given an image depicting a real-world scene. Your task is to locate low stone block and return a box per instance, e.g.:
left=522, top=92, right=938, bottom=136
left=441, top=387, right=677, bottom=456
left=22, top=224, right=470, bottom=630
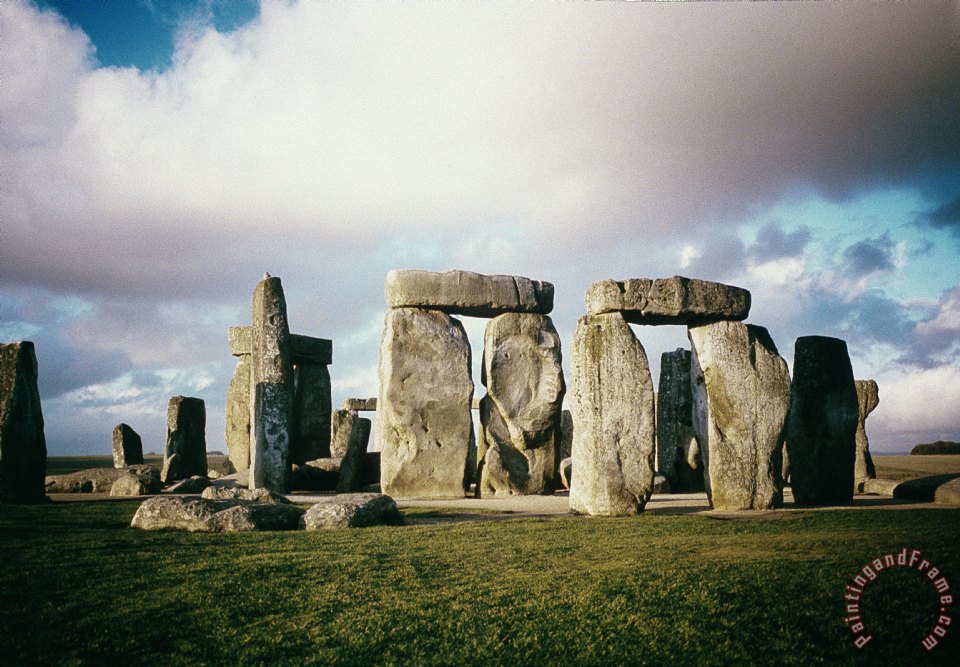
left=46, top=465, right=158, bottom=494
left=165, top=475, right=211, bottom=494
left=585, top=276, right=750, bottom=325
left=131, top=496, right=241, bottom=531
left=112, top=423, right=144, bottom=468
left=300, top=493, right=404, bottom=530
left=110, top=466, right=161, bottom=496
left=861, top=478, right=900, bottom=496
left=209, top=503, right=305, bottom=532
left=933, top=478, right=960, bottom=506
left=385, top=269, right=554, bottom=317
left=201, top=486, right=289, bottom=504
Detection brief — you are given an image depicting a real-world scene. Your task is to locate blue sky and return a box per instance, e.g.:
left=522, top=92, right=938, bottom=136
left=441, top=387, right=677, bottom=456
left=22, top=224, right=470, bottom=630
left=2, top=0, right=959, bottom=455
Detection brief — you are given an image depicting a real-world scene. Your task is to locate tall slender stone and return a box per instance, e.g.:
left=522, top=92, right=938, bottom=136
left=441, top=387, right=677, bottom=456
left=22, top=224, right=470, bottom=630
left=786, top=336, right=858, bottom=505
left=335, top=412, right=372, bottom=493
left=161, top=396, right=207, bottom=483
left=0, top=342, right=47, bottom=503
left=378, top=308, right=473, bottom=499
left=656, top=349, right=703, bottom=493
left=477, top=313, right=565, bottom=496
left=112, top=423, right=144, bottom=468
left=224, top=355, right=251, bottom=472
left=688, top=322, right=791, bottom=510
left=854, top=379, right=879, bottom=491
left=291, top=363, right=332, bottom=463
left=569, top=313, right=656, bottom=516
left=249, top=274, right=294, bottom=492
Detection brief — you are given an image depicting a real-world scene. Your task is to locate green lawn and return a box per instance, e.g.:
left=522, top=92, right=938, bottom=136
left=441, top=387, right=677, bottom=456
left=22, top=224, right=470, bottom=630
left=1, top=502, right=957, bottom=665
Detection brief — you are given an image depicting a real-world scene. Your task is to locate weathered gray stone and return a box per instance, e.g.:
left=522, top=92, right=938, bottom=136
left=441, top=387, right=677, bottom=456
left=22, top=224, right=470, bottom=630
left=209, top=503, right=305, bottom=532
left=111, top=423, right=144, bottom=468
left=165, top=475, right=211, bottom=494
left=0, top=341, right=47, bottom=502
left=46, top=465, right=158, bottom=493
left=862, top=478, right=899, bottom=496
left=330, top=410, right=358, bottom=458
left=109, top=466, right=161, bottom=496
left=585, top=276, right=751, bottom=325
left=933, top=478, right=960, bottom=506
left=291, top=363, right=332, bottom=464
left=299, top=493, right=404, bottom=530
left=893, top=473, right=960, bottom=503
left=559, top=457, right=573, bottom=490
left=656, top=349, right=703, bottom=493
left=161, top=396, right=207, bottom=483
left=569, top=313, right=656, bottom=516
left=477, top=313, right=565, bottom=496
left=781, top=443, right=790, bottom=484
left=249, top=274, right=294, bottom=493
left=854, top=379, right=879, bottom=490
left=230, top=326, right=332, bottom=364
left=131, top=495, right=302, bottom=532
left=211, top=469, right=249, bottom=489
left=343, top=397, right=377, bottom=411
left=201, top=486, right=289, bottom=503
left=335, top=413, right=372, bottom=493
left=290, top=458, right=341, bottom=491
left=558, top=410, right=573, bottom=461
left=385, top=269, right=554, bottom=317
left=689, top=322, right=791, bottom=510
left=652, top=474, right=671, bottom=494
left=786, top=336, right=858, bottom=505
left=378, top=308, right=473, bottom=499
left=224, top=355, right=251, bottom=472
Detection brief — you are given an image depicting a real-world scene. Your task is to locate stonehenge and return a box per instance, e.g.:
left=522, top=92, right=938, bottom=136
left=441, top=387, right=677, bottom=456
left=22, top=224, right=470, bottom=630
left=112, top=423, right=144, bottom=468
left=854, top=379, right=879, bottom=490
left=786, top=336, right=859, bottom=505
left=226, top=273, right=333, bottom=493
left=378, top=270, right=565, bottom=499
left=586, top=276, right=750, bottom=325
left=161, top=396, right=207, bottom=483
left=1, top=342, right=47, bottom=503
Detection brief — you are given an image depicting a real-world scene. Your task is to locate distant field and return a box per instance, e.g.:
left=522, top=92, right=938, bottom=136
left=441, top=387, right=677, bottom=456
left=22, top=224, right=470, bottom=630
left=1, top=502, right=957, bottom=665
left=873, top=455, right=960, bottom=481
left=45, top=455, right=228, bottom=476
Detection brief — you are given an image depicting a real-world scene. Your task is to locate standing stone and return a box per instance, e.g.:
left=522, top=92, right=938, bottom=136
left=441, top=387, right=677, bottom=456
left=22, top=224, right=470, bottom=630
left=112, top=423, right=144, bottom=468
left=688, top=322, right=791, bottom=510
left=291, top=363, right=332, bottom=464
left=378, top=308, right=473, bottom=499
left=0, top=342, right=47, bottom=503
left=477, top=313, right=565, bottom=496
left=249, top=274, right=294, bottom=493
left=569, top=313, right=656, bottom=516
left=786, top=336, right=858, bottom=505
left=656, top=349, right=703, bottom=493
left=161, top=396, right=207, bottom=483
left=335, top=412, right=372, bottom=493
left=330, top=409, right=360, bottom=458
left=224, top=355, right=251, bottom=472
left=854, top=379, right=879, bottom=491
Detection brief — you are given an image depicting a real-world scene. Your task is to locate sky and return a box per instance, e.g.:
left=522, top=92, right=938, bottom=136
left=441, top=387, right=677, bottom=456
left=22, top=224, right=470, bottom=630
left=2, top=0, right=959, bottom=456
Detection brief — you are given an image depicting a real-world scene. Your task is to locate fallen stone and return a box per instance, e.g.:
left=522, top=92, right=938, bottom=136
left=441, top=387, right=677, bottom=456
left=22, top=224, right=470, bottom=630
left=652, top=474, right=671, bottom=494
left=384, top=269, right=554, bottom=317
left=0, top=341, right=47, bottom=502
left=209, top=503, right=305, bottom=532
left=131, top=496, right=239, bottom=531
left=853, top=379, right=879, bottom=491
left=559, top=457, right=573, bottom=490
left=342, top=397, right=377, bottom=411
left=477, top=313, right=565, bottom=496
left=569, top=313, right=656, bottom=516
left=656, top=349, right=703, bottom=493
left=224, top=355, right=251, bottom=472
left=861, top=478, right=900, bottom=496
left=110, top=466, right=161, bottom=496
left=689, top=322, right=791, bottom=510
left=335, top=413, right=372, bottom=493
left=300, top=493, right=404, bottom=530
left=201, top=486, right=289, bottom=504
left=290, top=458, right=341, bottom=491
left=291, top=362, right=332, bottom=464
left=46, top=465, right=158, bottom=494
left=378, top=308, right=473, bottom=499
left=161, top=396, right=207, bottom=483
left=112, top=423, right=144, bottom=468
left=933, top=478, right=960, bottom=506
left=585, top=276, right=750, bottom=325
left=165, top=475, right=211, bottom=494
left=250, top=274, right=294, bottom=493
left=786, top=336, right=858, bottom=505
left=893, top=474, right=960, bottom=503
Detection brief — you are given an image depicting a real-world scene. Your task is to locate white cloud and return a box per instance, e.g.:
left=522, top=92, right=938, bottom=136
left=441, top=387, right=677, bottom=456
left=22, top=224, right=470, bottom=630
left=870, top=364, right=960, bottom=450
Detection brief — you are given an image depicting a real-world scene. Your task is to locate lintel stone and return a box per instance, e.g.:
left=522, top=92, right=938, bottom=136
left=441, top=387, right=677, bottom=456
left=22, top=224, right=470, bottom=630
left=230, top=326, right=332, bottom=364
left=342, top=397, right=377, bottom=411
left=585, top=276, right=750, bottom=325
left=385, top=269, right=554, bottom=317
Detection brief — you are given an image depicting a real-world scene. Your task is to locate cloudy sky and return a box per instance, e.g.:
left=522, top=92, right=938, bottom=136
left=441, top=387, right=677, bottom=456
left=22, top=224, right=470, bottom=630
left=2, top=0, right=959, bottom=456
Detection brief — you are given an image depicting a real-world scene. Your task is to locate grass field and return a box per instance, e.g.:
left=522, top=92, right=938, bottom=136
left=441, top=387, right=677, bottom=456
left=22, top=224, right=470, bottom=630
left=2, top=500, right=958, bottom=666
left=873, top=455, right=960, bottom=481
